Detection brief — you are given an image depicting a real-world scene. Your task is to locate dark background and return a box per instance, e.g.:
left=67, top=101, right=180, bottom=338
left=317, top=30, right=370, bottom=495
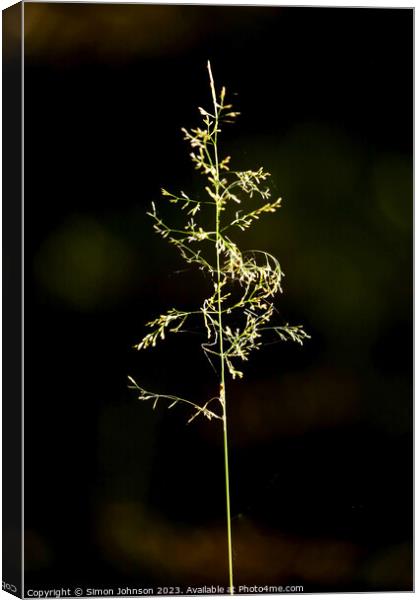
left=3, top=3, right=23, bottom=595
left=23, top=4, right=413, bottom=593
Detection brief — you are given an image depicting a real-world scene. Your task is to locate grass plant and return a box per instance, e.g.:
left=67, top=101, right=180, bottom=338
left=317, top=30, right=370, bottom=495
left=129, top=62, right=309, bottom=593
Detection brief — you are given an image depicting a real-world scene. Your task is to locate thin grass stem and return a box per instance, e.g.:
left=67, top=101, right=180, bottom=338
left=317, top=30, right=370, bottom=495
left=208, top=60, right=235, bottom=592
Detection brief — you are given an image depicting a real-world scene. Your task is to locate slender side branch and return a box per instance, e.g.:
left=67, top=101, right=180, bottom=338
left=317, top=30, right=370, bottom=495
left=128, top=377, right=223, bottom=423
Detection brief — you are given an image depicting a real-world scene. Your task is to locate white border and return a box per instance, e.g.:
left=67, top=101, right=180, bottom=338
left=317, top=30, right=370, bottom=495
left=21, top=0, right=24, bottom=597
left=0, top=1, right=415, bottom=600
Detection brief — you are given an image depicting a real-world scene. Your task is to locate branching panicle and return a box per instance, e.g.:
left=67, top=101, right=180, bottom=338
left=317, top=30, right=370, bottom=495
left=131, top=61, right=308, bottom=416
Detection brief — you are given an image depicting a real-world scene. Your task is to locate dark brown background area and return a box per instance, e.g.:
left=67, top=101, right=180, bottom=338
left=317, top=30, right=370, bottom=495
left=23, top=4, right=413, bottom=593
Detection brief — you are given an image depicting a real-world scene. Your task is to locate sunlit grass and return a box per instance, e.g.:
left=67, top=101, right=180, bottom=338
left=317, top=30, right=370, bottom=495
left=129, top=61, right=309, bottom=592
